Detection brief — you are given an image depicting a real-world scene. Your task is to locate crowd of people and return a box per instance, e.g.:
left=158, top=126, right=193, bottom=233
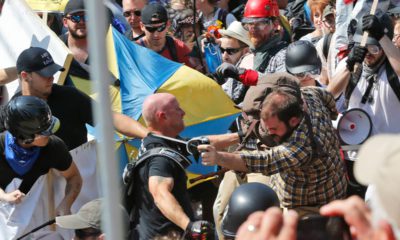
left=0, top=0, right=400, bottom=239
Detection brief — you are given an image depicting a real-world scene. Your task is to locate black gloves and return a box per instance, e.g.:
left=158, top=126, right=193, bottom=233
left=346, top=45, right=367, bottom=72
left=362, top=14, right=384, bottom=41
left=215, top=62, right=242, bottom=82
left=185, top=220, right=214, bottom=240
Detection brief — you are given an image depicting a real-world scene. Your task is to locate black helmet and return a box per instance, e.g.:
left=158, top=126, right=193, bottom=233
left=4, top=96, right=60, bottom=143
left=353, top=13, right=393, bottom=45
left=221, top=183, right=280, bottom=238
left=285, top=40, right=321, bottom=75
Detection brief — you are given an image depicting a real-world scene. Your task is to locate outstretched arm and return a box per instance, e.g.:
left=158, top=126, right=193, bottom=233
left=0, top=67, right=18, bottom=85
left=112, top=112, right=149, bottom=139
left=149, top=176, right=190, bottom=230
left=198, top=144, right=248, bottom=172
left=57, top=161, right=82, bottom=215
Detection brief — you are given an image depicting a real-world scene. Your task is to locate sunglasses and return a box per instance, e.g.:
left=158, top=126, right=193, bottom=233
left=144, top=23, right=167, bottom=33
left=123, top=10, right=141, bottom=17
left=220, top=47, right=243, bottom=55
left=66, top=14, right=87, bottom=23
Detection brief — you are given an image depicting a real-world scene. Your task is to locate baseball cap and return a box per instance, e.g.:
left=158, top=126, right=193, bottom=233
left=56, top=198, right=130, bottom=231
left=56, top=199, right=102, bottom=229
left=16, top=47, right=65, bottom=77
left=141, top=3, right=168, bottom=24
left=219, top=21, right=254, bottom=48
left=64, top=0, right=85, bottom=15
left=322, top=5, right=335, bottom=19
left=354, top=134, right=400, bottom=229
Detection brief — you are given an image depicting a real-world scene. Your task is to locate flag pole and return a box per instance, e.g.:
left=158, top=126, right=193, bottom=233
left=85, top=1, right=123, bottom=239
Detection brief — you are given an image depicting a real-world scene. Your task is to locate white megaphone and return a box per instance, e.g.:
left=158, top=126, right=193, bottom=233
left=332, top=108, right=372, bottom=145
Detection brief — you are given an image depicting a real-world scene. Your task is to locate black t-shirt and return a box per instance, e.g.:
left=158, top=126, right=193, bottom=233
left=13, top=85, right=93, bottom=150
left=47, top=84, right=93, bottom=150
left=133, top=134, right=194, bottom=240
left=0, top=133, right=72, bottom=193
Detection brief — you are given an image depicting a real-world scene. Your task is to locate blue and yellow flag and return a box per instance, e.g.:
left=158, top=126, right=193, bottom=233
left=107, top=28, right=240, bottom=187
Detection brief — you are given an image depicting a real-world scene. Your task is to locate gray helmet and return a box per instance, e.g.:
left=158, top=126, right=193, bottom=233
left=221, top=183, right=280, bottom=238
left=4, top=96, right=59, bottom=143
left=285, top=40, right=321, bottom=75
left=353, top=13, right=393, bottom=45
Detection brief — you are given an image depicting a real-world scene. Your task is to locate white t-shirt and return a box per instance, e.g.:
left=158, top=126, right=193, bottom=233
left=347, top=63, right=400, bottom=136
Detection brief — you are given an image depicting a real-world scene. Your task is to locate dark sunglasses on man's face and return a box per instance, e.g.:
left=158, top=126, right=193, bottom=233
left=66, top=14, right=87, bottom=23
left=123, top=10, right=141, bottom=17
left=145, top=23, right=167, bottom=33
left=220, top=47, right=242, bottom=55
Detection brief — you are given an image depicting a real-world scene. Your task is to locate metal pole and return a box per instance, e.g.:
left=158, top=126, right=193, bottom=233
left=85, top=1, right=123, bottom=239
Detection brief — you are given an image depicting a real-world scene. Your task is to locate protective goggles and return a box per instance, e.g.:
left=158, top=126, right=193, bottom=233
left=354, top=44, right=382, bottom=55
left=293, top=69, right=320, bottom=80
left=220, top=47, right=243, bottom=55
left=39, top=116, right=60, bottom=137
left=66, top=14, right=87, bottom=23
left=241, top=18, right=272, bottom=31
left=123, top=10, right=141, bottom=17
left=144, top=23, right=167, bottom=33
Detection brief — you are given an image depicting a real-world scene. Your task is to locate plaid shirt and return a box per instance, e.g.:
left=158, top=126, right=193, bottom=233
left=240, top=87, right=347, bottom=208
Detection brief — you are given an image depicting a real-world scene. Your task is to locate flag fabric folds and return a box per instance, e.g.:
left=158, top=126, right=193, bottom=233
left=107, top=27, right=240, bottom=186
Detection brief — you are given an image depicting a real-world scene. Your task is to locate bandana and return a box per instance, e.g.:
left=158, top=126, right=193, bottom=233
left=4, top=132, right=41, bottom=176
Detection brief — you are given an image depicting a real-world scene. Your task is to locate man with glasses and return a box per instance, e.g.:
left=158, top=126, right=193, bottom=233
left=328, top=13, right=400, bottom=136
left=137, top=3, right=195, bottom=68
left=61, top=0, right=88, bottom=64
left=241, top=0, right=287, bottom=74
left=122, top=0, right=147, bottom=41
left=218, top=21, right=252, bottom=105
left=214, top=0, right=287, bottom=89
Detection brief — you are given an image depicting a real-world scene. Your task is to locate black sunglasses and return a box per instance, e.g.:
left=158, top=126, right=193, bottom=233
left=220, top=47, right=243, bottom=55
left=66, top=14, right=87, bottom=23
left=123, top=10, right=141, bottom=17
left=144, top=23, right=167, bottom=33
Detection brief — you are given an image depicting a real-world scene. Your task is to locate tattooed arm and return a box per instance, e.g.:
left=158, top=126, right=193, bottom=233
left=148, top=175, right=191, bottom=230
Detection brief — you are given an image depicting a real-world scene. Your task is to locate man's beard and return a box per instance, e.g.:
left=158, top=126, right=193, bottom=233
left=69, top=29, right=86, bottom=40
left=270, top=126, right=295, bottom=145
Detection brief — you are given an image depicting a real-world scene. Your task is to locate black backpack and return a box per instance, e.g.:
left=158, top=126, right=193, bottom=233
left=123, top=147, right=191, bottom=215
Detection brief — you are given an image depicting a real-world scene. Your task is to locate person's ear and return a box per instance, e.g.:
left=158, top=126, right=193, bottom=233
left=98, top=233, right=106, bottom=240
left=62, top=17, right=68, bottom=27
left=288, top=117, right=300, bottom=128
left=140, top=22, right=145, bottom=32
left=20, top=71, right=30, bottom=82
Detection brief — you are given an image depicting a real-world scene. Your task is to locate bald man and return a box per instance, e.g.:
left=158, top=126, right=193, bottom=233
left=128, top=93, right=212, bottom=239
left=122, top=0, right=147, bottom=41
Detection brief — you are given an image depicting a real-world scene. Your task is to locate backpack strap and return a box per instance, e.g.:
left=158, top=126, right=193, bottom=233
left=165, top=36, right=179, bottom=62
left=124, top=147, right=191, bottom=210
left=385, top=60, right=400, bottom=103
left=322, top=32, right=333, bottom=60
left=257, top=41, right=287, bottom=73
